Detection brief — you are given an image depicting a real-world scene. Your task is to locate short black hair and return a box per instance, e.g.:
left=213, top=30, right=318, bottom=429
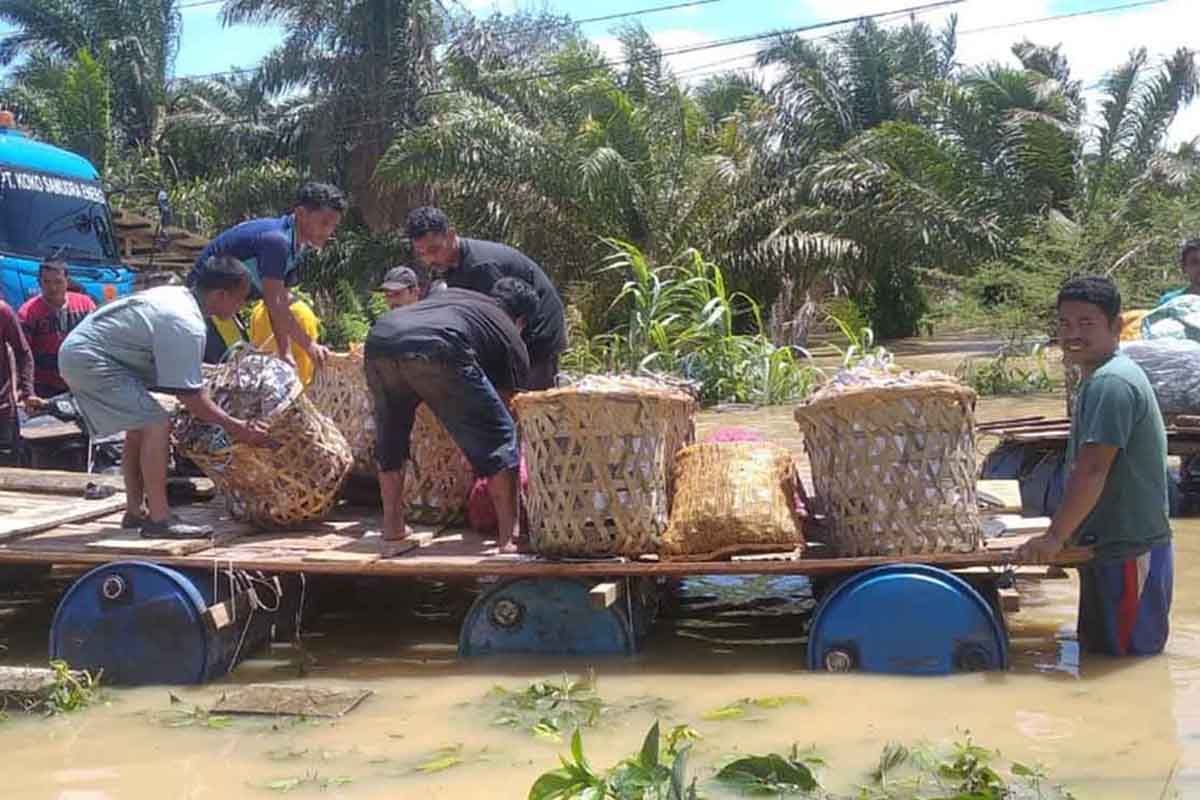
left=405, top=206, right=451, bottom=239
left=295, top=182, right=347, bottom=213
left=1181, top=238, right=1200, bottom=264
left=1057, top=275, right=1121, bottom=322
left=39, top=259, right=67, bottom=277
left=492, top=277, right=538, bottom=322
left=196, top=256, right=250, bottom=292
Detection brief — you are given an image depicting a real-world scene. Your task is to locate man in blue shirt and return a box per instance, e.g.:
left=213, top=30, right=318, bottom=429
left=1155, top=238, right=1200, bottom=307
left=188, top=182, right=347, bottom=366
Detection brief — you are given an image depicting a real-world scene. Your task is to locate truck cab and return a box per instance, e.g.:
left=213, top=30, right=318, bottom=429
left=0, top=112, right=135, bottom=310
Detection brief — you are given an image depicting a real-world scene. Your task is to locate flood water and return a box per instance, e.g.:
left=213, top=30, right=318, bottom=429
left=1, top=340, right=1196, bottom=798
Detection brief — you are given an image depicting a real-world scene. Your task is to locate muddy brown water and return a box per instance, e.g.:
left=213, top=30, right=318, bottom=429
left=1, top=342, right=1196, bottom=798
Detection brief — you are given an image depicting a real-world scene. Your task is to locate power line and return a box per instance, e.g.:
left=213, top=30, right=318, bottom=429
left=173, top=0, right=727, bottom=81
left=959, top=0, right=1166, bottom=34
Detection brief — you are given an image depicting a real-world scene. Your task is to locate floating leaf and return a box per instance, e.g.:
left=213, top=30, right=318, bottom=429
left=415, top=745, right=464, bottom=774
left=717, top=753, right=819, bottom=794
left=701, top=704, right=746, bottom=721
left=264, top=777, right=302, bottom=792
left=748, top=695, right=808, bottom=709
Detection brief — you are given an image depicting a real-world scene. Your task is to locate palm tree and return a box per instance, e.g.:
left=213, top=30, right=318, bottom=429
left=0, top=0, right=180, bottom=147
left=219, top=0, right=442, bottom=228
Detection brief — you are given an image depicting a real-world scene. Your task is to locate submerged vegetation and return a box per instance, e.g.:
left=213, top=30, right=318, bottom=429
left=528, top=723, right=1079, bottom=800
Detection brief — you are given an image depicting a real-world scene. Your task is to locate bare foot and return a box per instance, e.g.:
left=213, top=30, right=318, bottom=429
left=382, top=524, right=415, bottom=542
left=497, top=540, right=519, bottom=555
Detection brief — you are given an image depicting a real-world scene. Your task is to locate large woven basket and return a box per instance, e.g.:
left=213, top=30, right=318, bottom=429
left=661, top=442, right=803, bottom=561
left=406, top=403, right=475, bottom=523
left=308, top=348, right=475, bottom=522
left=793, top=379, right=982, bottom=557
left=308, top=348, right=376, bottom=477
left=513, top=377, right=696, bottom=558
left=175, top=349, right=353, bottom=527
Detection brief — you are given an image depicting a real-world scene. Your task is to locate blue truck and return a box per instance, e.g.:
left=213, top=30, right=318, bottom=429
left=0, top=112, right=136, bottom=310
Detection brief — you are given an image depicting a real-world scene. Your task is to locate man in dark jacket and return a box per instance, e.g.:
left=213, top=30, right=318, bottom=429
left=405, top=207, right=566, bottom=390
left=365, top=278, right=538, bottom=552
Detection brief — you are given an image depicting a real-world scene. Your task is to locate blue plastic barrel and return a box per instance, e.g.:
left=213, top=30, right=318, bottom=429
left=49, top=561, right=282, bottom=685
left=459, top=577, right=638, bottom=657
left=807, top=564, right=1008, bottom=675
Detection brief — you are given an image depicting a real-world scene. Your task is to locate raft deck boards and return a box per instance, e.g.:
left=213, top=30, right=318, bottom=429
left=0, top=497, right=1088, bottom=578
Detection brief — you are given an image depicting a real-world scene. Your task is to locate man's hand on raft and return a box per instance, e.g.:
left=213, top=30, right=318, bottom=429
left=1016, top=530, right=1069, bottom=564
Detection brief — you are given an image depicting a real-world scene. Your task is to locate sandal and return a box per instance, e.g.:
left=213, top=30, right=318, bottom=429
left=140, top=514, right=214, bottom=540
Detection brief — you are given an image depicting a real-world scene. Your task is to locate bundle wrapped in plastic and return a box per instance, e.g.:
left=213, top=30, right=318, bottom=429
left=174, top=347, right=353, bottom=527
left=1119, top=339, right=1200, bottom=415
left=1141, top=294, right=1200, bottom=342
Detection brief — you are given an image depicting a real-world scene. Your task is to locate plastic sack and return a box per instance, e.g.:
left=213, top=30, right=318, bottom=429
left=1141, top=294, right=1200, bottom=342
left=466, top=457, right=529, bottom=535
left=1120, top=339, right=1200, bottom=414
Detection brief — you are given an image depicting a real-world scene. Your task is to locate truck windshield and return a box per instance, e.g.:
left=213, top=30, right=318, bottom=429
left=0, top=167, right=118, bottom=262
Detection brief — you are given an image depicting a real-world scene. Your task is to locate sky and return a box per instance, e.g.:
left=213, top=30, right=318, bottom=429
left=176, top=0, right=1200, bottom=143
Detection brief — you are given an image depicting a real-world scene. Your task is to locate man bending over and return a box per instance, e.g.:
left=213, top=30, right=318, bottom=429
left=364, top=278, right=536, bottom=552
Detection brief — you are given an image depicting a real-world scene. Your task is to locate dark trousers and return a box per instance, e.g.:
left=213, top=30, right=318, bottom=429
left=526, top=348, right=561, bottom=391
left=364, top=349, right=519, bottom=477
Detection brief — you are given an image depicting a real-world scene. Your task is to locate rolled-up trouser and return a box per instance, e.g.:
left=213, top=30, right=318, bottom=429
left=364, top=347, right=519, bottom=477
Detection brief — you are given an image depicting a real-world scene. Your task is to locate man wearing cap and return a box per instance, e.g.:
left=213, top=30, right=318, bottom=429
left=405, top=207, right=566, bottom=389
left=380, top=266, right=420, bottom=310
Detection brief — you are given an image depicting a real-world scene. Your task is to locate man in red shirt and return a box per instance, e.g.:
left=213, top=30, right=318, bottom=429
left=18, top=260, right=97, bottom=399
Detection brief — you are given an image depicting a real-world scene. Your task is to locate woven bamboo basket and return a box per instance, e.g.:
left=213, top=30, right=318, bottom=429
left=308, top=348, right=475, bottom=522
left=308, top=348, right=376, bottom=477
left=513, top=377, right=696, bottom=558
left=405, top=403, right=475, bottom=523
left=174, top=348, right=353, bottom=527
left=661, top=442, right=803, bottom=561
left=793, top=379, right=982, bottom=557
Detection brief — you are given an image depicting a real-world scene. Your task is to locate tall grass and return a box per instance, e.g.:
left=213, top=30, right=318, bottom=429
left=561, top=239, right=821, bottom=405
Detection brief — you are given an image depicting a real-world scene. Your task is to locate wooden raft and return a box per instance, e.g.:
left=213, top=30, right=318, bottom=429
left=0, top=497, right=1088, bottom=578
left=981, top=414, right=1200, bottom=455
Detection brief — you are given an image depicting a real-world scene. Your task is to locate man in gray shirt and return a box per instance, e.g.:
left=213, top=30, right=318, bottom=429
left=60, top=257, right=271, bottom=538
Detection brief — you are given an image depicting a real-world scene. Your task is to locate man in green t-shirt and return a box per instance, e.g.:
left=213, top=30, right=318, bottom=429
left=1155, top=238, right=1200, bottom=307
left=1018, top=276, right=1173, bottom=656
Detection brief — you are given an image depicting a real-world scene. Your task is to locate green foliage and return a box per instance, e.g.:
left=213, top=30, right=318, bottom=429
left=491, top=673, right=608, bottom=741
left=37, top=660, right=101, bottom=716
left=715, top=746, right=820, bottom=795
left=562, top=240, right=820, bottom=406
left=315, top=280, right=372, bottom=350
left=956, top=346, right=1054, bottom=397
left=527, top=723, right=698, bottom=800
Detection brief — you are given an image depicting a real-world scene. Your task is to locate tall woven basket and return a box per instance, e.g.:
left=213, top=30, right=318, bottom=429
left=406, top=404, right=475, bottom=523
left=793, top=379, right=982, bottom=557
left=513, top=377, right=696, bottom=558
left=174, top=348, right=353, bottom=527
left=308, top=348, right=474, bottom=522
left=309, top=348, right=377, bottom=478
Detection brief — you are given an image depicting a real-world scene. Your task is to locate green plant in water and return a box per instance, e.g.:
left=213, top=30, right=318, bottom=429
left=528, top=722, right=698, bottom=800
left=715, top=744, right=821, bottom=795
left=37, top=660, right=101, bottom=716
left=258, top=770, right=353, bottom=792
left=491, top=672, right=608, bottom=741
left=956, top=344, right=1054, bottom=397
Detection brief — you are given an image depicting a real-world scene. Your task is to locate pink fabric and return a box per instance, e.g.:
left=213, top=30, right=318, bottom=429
left=467, top=457, right=529, bottom=534
left=702, top=426, right=765, bottom=443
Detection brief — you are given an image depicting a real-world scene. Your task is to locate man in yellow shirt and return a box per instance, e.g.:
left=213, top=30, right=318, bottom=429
left=249, top=295, right=321, bottom=385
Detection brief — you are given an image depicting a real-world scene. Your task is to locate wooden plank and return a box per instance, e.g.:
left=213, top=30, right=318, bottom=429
left=211, top=685, right=372, bottom=718
left=0, top=493, right=126, bottom=542
left=301, top=537, right=418, bottom=563
left=999, top=588, right=1020, bottom=613
left=85, top=531, right=239, bottom=556
left=589, top=581, right=619, bottom=609
left=977, top=479, right=1022, bottom=512
left=0, top=467, right=123, bottom=495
